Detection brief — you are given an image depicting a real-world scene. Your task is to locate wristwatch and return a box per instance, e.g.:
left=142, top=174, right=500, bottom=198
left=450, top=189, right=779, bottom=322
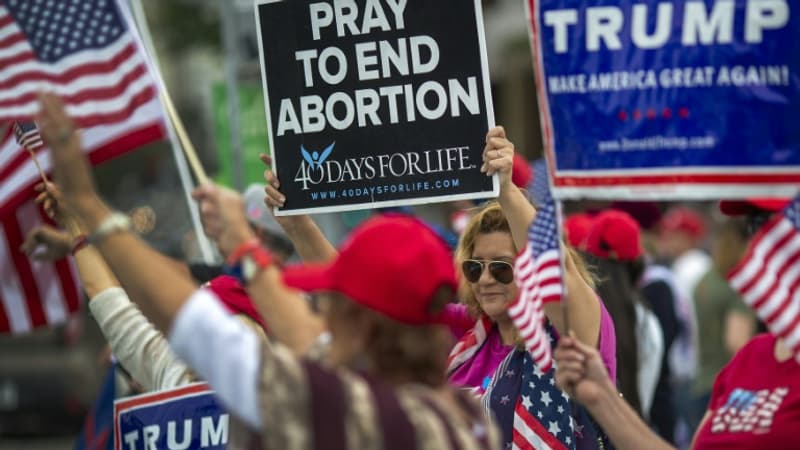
left=88, top=212, right=132, bottom=245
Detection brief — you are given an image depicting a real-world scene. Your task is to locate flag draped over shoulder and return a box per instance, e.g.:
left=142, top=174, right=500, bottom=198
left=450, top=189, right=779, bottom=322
left=728, top=194, right=800, bottom=362
left=0, top=0, right=167, bottom=333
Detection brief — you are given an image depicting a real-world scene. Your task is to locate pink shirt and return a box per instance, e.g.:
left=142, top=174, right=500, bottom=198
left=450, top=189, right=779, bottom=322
left=445, top=301, right=617, bottom=390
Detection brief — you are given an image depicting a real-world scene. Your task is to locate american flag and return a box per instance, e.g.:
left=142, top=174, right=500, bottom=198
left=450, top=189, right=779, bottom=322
left=728, top=194, right=800, bottom=362
left=508, top=192, right=564, bottom=373
left=0, top=0, right=157, bottom=126
left=0, top=0, right=166, bottom=333
left=0, top=198, right=81, bottom=334
left=13, top=121, right=44, bottom=151
left=484, top=329, right=577, bottom=450
left=528, top=158, right=549, bottom=207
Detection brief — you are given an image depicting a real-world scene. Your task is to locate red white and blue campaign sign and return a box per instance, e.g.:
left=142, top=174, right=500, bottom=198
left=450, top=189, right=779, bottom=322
left=527, top=0, right=800, bottom=199
left=256, top=0, right=496, bottom=215
left=113, top=384, right=228, bottom=450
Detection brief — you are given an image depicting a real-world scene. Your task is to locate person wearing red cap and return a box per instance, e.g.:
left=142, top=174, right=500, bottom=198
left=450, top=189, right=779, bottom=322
left=658, top=205, right=711, bottom=439
left=549, top=198, right=800, bottom=450
left=659, top=207, right=711, bottom=303
left=611, top=201, right=684, bottom=444
left=39, top=93, right=502, bottom=449
left=564, top=212, right=595, bottom=248
left=581, top=210, right=664, bottom=421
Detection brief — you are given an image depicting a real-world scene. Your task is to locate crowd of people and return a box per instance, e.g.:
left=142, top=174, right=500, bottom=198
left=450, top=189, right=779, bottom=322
left=22, top=92, right=799, bottom=450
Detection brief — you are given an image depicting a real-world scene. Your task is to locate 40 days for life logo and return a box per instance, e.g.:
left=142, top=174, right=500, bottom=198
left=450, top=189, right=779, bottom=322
left=293, top=142, right=477, bottom=191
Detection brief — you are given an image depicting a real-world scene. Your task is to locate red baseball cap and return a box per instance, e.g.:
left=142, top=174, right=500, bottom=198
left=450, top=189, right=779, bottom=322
left=564, top=213, right=595, bottom=249
left=660, top=207, right=706, bottom=239
left=512, top=154, right=533, bottom=189
left=585, top=210, right=643, bottom=261
left=719, top=198, right=789, bottom=216
left=206, top=275, right=268, bottom=331
left=282, top=215, right=457, bottom=325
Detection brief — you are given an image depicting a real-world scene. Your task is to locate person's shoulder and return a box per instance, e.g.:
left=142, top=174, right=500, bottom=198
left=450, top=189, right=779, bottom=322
left=729, top=333, right=775, bottom=367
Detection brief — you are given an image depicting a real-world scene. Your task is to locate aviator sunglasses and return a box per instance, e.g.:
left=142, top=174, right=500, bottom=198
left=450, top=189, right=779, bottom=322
left=461, top=259, right=515, bottom=284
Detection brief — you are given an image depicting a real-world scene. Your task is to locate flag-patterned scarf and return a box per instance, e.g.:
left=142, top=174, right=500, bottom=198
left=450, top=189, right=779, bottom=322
left=483, top=328, right=613, bottom=450
left=447, top=315, right=495, bottom=377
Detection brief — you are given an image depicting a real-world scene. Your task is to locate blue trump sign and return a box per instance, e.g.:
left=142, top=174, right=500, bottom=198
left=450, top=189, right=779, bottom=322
left=114, top=384, right=228, bottom=450
left=527, top=0, right=800, bottom=199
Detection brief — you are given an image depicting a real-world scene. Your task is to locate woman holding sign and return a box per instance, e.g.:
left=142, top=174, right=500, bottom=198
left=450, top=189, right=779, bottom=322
left=442, top=127, right=617, bottom=449
left=261, top=126, right=617, bottom=448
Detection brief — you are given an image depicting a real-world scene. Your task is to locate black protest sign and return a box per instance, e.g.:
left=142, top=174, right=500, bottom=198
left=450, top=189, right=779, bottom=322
left=255, top=0, right=496, bottom=215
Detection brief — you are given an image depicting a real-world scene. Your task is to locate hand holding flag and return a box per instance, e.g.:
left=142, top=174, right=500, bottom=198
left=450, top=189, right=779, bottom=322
left=508, top=192, right=564, bottom=372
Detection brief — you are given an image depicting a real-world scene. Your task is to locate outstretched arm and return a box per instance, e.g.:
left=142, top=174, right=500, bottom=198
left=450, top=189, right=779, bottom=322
left=192, top=184, right=325, bottom=354
left=22, top=188, right=196, bottom=390
left=261, top=154, right=337, bottom=263
left=554, top=335, right=676, bottom=450
left=483, top=127, right=600, bottom=347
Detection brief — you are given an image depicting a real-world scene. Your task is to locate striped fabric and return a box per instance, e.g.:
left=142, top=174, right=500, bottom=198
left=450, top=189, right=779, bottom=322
left=257, top=341, right=503, bottom=450
left=12, top=121, right=43, bottom=151
left=0, top=0, right=158, bottom=126
left=446, top=315, right=493, bottom=376
left=508, top=192, right=563, bottom=373
left=0, top=199, right=80, bottom=333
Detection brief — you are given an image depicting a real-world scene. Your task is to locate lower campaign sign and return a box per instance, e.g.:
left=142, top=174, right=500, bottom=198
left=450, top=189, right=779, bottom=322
left=114, top=383, right=228, bottom=450
left=528, top=0, right=800, bottom=200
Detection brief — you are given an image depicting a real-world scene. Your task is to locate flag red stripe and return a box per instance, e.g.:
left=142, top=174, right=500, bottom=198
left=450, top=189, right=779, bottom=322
left=37, top=209, right=81, bottom=315
left=553, top=172, right=800, bottom=186
left=0, top=31, right=25, bottom=49
left=776, top=310, right=800, bottom=342
left=0, top=62, right=149, bottom=109
left=0, top=49, right=36, bottom=72
left=0, top=86, right=157, bottom=182
left=53, top=257, right=80, bottom=314
left=0, top=291, right=10, bottom=333
left=0, top=42, right=138, bottom=91
left=3, top=85, right=157, bottom=128
left=724, top=215, right=781, bottom=283
left=0, top=145, right=44, bottom=181
left=767, top=277, right=800, bottom=337
left=512, top=431, right=537, bottom=450
left=2, top=214, right=47, bottom=327
left=736, top=226, right=795, bottom=299
left=0, top=14, right=13, bottom=28
left=749, top=249, right=800, bottom=312
left=0, top=121, right=164, bottom=218
left=514, top=402, right=568, bottom=450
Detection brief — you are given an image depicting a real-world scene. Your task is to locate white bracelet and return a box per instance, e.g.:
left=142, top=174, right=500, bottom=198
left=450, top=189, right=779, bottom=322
left=88, top=212, right=132, bottom=245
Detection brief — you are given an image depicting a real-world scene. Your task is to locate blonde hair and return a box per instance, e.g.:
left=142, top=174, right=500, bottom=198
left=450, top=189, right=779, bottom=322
left=454, top=202, right=595, bottom=320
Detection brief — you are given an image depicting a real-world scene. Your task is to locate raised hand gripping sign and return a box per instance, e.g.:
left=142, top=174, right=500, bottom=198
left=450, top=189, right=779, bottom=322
left=255, top=0, right=497, bottom=215
left=114, top=383, right=228, bottom=450
left=527, top=0, right=800, bottom=200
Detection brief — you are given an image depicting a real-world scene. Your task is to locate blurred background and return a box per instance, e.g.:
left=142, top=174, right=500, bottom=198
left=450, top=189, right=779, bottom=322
left=0, top=1, right=721, bottom=448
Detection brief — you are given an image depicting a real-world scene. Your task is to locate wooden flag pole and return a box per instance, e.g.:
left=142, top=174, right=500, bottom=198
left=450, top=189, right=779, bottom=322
left=159, top=90, right=208, bottom=186
left=26, top=148, right=49, bottom=185
left=127, top=0, right=217, bottom=264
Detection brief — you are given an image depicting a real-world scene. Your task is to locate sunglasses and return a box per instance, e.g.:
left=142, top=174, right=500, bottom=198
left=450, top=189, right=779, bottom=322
left=461, top=259, right=515, bottom=284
